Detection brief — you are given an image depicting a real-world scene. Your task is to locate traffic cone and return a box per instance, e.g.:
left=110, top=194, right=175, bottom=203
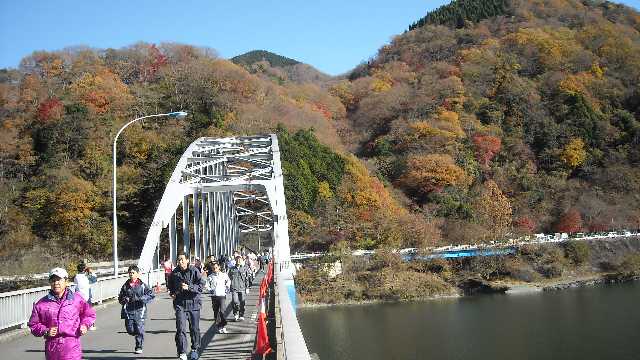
left=253, top=298, right=272, bottom=356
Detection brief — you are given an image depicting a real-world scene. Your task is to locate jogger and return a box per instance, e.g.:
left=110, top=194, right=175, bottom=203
left=28, top=267, right=96, bottom=360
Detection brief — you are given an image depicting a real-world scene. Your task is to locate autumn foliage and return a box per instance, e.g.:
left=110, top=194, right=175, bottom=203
left=472, top=134, right=502, bottom=166
left=2, top=0, right=640, bottom=272
left=400, top=154, right=469, bottom=195
left=560, top=138, right=587, bottom=168
left=555, top=209, right=583, bottom=234
left=36, top=98, right=63, bottom=122
left=514, top=216, right=535, bottom=234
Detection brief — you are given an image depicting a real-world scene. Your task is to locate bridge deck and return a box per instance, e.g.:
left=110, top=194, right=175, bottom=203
left=0, top=271, right=264, bottom=360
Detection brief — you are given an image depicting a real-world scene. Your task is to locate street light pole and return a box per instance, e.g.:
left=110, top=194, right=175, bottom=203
left=112, top=111, right=187, bottom=276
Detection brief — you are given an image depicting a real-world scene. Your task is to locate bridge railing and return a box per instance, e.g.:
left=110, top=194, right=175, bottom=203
left=273, top=263, right=311, bottom=360
left=0, top=269, right=164, bottom=331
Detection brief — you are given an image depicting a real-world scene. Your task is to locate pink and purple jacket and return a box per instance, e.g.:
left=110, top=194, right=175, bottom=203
left=28, top=288, right=96, bottom=360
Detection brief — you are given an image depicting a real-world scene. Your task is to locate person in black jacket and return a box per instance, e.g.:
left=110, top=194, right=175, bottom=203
left=118, top=265, right=155, bottom=354
left=168, top=254, right=204, bottom=360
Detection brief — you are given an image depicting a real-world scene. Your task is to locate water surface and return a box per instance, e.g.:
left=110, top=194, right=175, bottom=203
left=298, top=281, right=640, bottom=360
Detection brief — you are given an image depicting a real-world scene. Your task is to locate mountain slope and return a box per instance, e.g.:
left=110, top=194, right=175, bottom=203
left=338, top=0, right=640, bottom=244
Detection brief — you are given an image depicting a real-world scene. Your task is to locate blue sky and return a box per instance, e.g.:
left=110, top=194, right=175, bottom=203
left=1, top=0, right=639, bottom=75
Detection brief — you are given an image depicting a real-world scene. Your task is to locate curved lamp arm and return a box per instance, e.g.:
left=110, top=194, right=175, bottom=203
left=112, top=111, right=187, bottom=276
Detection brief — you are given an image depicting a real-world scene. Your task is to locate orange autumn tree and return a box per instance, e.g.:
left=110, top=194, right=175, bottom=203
left=399, top=154, right=469, bottom=195
left=69, top=68, right=133, bottom=114
left=473, top=180, right=512, bottom=240
left=338, top=155, right=440, bottom=249
left=339, top=155, right=402, bottom=220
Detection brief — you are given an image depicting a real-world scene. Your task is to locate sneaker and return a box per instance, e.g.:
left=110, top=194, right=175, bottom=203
left=234, top=314, right=239, bottom=321
left=238, top=316, right=245, bottom=321
left=218, top=327, right=228, bottom=334
left=178, top=354, right=187, bottom=360
left=189, top=351, right=199, bottom=360
left=134, top=348, right=143, bottom=354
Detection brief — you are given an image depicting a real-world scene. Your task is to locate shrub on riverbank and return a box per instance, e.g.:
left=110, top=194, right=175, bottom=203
left=295, top=252, right=454, bottom=304
left=563, top=241, right=590, bottom=265
left=605, top=253, right=640, bottom=281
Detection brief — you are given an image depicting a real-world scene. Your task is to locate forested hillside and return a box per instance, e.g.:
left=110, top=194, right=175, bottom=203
left=0, top=42, right=424, bottom=273
left=337, top=0, right=640, bottom=245
left=1, top=0, right=640, bottom=274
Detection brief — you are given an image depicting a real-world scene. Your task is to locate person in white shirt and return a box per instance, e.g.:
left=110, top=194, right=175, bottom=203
left=74, top=263, right=97, bottom=330
left=204, top=263, right=230, bottom=333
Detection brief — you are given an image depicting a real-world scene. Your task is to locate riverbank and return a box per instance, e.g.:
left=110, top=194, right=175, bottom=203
left=297, top=273, right=637, bottom=307
left=297, top=293, right=461, bottom=308
left=295, top=237, right=640, bottom=306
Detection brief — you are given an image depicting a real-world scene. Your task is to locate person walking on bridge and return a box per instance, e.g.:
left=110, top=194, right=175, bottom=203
left=28, top=267, right=96, bottom=360
left=228, top=255, right=252, bottom=321
left=169, top=254, right=204, bottom=360
left=204, top=262, right=230, bottom=333
left=118, top=265, right=155, bottom=354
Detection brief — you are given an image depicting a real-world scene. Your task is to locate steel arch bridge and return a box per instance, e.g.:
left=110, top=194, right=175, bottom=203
left=137, top=134, right=291, bottom=274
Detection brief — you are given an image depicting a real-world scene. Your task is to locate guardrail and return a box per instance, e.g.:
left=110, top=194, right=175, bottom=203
left=290, top=232, right=640, bottom=261
left=0, top=259, right=138, bottom=282
left=273, top=263, right=311, bottom=360
left=0, top=269, right=164, bottom=331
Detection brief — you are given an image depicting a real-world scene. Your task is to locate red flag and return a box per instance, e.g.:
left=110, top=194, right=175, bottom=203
left=253, top=298, right=272, bottom=355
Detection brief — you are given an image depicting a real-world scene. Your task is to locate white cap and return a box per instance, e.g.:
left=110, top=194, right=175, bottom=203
left=49, top=267, right=68, bottom=279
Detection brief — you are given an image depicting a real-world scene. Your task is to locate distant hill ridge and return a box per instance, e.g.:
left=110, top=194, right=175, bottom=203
left=408, top=0, right=635, bottom=30
left=231, top=50, right=300, bottom=68
left=409, top=0, right=510, bottom=30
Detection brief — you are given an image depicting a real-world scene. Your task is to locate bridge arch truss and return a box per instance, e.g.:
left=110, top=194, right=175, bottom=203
left=137, top=134, right=291, bottom=273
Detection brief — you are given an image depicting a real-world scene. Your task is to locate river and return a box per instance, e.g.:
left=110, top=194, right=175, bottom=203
left=297, top=281, right=640, bottom=360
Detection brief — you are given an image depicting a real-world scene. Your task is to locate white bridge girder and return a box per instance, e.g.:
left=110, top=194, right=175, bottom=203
left=137, top=134, right=291, bottom=274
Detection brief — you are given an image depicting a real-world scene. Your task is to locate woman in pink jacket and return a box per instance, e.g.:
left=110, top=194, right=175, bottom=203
left=28, top=267, right=97, bottom=360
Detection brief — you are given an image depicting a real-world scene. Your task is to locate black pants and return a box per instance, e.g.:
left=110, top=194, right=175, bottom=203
left=125, top=319, right=145, bottom=349
left=211, top=296, right=227, bottom=327
left=231, top=291, right=246, bottom=317
left=174, top=306, right=200, bottom=355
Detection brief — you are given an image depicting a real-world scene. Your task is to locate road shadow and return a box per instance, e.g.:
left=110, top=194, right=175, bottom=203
left=145, top=330, right=174, bottom=334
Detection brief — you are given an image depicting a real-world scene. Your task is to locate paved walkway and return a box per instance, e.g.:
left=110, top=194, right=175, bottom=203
left=0, top=272, right=264, bottom=360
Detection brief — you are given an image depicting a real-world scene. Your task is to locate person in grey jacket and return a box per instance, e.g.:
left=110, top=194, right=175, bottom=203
left=118, top=265, right=155, bottom=354
left=168, top=254, right=204, bottom=360
left=227, top=255, right=252, bottom=321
